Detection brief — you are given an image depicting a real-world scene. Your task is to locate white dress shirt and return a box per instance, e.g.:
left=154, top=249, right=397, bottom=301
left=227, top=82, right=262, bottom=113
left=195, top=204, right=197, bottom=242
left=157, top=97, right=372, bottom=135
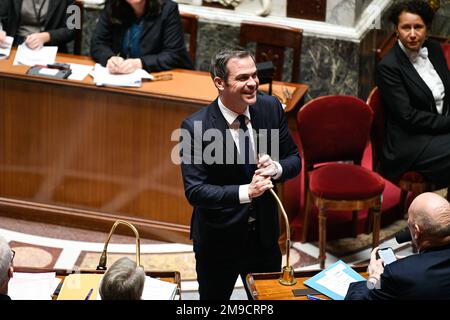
left=217, top=97, right=282, bottom=203
left=398, top=40, right=446, bottom=114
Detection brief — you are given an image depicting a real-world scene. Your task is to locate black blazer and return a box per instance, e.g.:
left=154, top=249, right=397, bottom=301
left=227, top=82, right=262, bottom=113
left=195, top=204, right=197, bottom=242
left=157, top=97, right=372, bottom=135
left=376, top=39, right=450, bottom=180
left=0, top=0, right=75, bottom=52
left=180, top=95, right=301, bottom=258
left=0, top=294, right=11, bottom=300
left=90, top=0, right=192, bottom=72
left=345, top=244, right=450, bottom=300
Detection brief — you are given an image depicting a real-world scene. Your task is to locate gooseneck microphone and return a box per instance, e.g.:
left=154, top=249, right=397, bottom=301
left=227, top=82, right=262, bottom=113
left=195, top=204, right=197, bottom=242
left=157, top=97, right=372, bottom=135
left=269, top=188, right=297, bottom=286
left=97, top=220, right=142, bottom=270
left=395, top=226, right=412, bottom=244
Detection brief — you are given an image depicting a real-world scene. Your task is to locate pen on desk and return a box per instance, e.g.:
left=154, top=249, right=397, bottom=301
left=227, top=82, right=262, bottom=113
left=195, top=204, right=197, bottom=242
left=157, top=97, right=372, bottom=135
left=84, top=288, right=94, bottom=300
left=306, top=294, right=326, bottom=300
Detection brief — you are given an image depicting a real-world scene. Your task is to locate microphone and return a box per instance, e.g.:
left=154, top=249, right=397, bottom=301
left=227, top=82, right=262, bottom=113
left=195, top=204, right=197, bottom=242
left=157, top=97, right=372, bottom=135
left=395, top=226, right=412, bottom=244
left=256, top=153, right=296, bottom=285
left=269, top=188, right=297, bottom=286
left=97, top=220, right=142, bottom=270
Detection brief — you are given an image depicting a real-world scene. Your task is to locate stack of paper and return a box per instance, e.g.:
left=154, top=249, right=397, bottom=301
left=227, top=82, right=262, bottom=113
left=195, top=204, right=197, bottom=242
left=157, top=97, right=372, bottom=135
left=90, top=63, right=153, bottom=87
left=0, top=36, right=13, bottom=59
left=8, top=272, right=61, bottom=300
left=141, top=276, right=178, bottom=300
left=13, top=43, right=58, bottom=66
left=304, top=260, right=366, bottom=300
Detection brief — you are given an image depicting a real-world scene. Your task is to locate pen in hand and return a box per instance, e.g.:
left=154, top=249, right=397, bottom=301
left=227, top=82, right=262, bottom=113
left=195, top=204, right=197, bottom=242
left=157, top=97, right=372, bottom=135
left=84, top=288, right=94, bottom=300
left=306, top=294, right=326, bottom=300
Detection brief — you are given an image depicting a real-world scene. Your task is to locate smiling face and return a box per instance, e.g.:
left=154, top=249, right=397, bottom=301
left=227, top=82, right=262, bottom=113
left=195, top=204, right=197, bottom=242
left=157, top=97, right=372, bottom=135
left=396, top=11, right=427, bottom=52
left=214, top=56, right=259, bottom=113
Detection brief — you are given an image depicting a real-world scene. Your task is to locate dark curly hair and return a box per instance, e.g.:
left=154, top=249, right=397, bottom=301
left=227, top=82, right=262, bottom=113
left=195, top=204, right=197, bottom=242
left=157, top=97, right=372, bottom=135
left=389, top=0, right=435, bottom=26
left=106, top=0, right=163, bottom=26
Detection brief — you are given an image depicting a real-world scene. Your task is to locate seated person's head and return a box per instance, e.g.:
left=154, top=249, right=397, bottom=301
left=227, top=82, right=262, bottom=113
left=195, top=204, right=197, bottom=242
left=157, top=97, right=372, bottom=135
left=0, top=235, right=14, bottom=295
left=408, top=192, right=450, bottom=251
left=99, top=257, right=145, bottom=300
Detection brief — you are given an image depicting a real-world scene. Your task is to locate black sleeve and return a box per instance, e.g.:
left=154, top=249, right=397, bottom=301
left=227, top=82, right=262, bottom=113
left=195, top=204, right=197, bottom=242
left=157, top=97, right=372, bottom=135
left=0, top=0, right=8, bottom=29
left=139, top=2, right=192, bottom=72
left=46, top=0, right=76, bottom=46
left=272, top=97, right=301, bottom=182
left=180, top=117, right=241, bottom=210
left=377, top=58, right=450, bottom=134
left=90, top=8, right=116, bottom=66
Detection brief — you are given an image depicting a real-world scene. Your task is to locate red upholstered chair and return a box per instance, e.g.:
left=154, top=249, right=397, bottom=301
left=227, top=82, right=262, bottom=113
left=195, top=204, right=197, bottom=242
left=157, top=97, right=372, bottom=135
left=442, top=44, right=450, bottom=70
left=367, top=87, right=450, bottom=216
left=297, top=96, right=385, bottom=269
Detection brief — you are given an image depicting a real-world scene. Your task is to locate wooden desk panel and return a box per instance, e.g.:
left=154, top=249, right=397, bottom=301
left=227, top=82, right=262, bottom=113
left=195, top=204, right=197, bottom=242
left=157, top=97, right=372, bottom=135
left=13, top=267, right=181, bottom=300
left=246, top=267, right=368, bottom=300
left=0, top=51, right=308, bottom=242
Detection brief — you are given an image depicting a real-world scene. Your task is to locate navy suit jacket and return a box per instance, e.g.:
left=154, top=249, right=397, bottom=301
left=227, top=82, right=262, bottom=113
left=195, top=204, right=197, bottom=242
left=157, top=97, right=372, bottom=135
left=376, top=39, right=450, bottom=180
left=0, top=0, right=75, bottom=52
left=180, top=95, right=301, bottom=257
left=345, top=244, right=450, bottom=300
left=90, top=0, right=192, bottom=72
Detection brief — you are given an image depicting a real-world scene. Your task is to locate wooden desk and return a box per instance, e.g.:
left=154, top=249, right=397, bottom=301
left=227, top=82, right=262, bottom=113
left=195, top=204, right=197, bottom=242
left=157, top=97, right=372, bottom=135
left=0, top=50, right=308, bottom=243
left=246, top=266, right=368, bottom=300
left=14, top=267, right=181, bottom=300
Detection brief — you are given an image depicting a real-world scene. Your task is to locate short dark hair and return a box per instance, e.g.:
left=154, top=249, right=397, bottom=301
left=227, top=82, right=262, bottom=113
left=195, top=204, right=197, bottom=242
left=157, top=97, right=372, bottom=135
left=106, top=0, right=163, bottom=26
left=209, top=48, right=255, bottom=82
left=389, top=0, right=435, bottom=26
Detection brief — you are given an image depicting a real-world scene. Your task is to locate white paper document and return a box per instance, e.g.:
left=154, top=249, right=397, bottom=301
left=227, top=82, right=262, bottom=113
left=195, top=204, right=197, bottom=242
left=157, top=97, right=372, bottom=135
left=68, top=63, right=94, bottom=81
left=0, top=36, right=13, bottom=59
left=304, top=260, right=366, bottom=300
left=141, top=276, right=178, bottom=300
left=89, top=63, right=153, bottom=87
left=13, top=43, right=58, bottom=66
left=8, top=272, right=61, bottom=300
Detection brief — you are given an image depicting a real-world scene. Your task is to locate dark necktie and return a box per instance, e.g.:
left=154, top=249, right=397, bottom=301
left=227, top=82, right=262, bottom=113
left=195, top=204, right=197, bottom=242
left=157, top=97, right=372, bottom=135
left=237, top=114, right=256, bottom=179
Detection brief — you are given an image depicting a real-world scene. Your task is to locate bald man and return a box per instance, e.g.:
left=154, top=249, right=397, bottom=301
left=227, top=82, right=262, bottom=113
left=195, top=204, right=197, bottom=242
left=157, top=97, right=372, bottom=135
left=345, top=192, right=450, bottom=300
left=0, top=235, right=13, bottom=300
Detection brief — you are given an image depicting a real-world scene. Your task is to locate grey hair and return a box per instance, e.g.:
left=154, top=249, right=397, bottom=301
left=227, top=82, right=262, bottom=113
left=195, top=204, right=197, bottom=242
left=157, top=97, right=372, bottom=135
left=209, top=48, right=255, bottom=82
left=99, top=257, right=145, bottom=300
left=0, top=235, right=12, bottom=287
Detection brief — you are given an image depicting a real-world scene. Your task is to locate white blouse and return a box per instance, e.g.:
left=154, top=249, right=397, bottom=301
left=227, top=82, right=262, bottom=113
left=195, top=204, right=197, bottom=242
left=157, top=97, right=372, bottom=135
left=398, top=40, right=446, bottom=114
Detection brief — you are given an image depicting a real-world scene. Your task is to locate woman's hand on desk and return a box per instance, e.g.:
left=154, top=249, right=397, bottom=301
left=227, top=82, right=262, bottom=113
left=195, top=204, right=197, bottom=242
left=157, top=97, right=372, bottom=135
left=107, top=57, right=142, bottom=74
left=25, top=32, right=50, bottom=50
left=107, top=56, right=125, bottom=73
left=0, top=31, right=7, bottom=47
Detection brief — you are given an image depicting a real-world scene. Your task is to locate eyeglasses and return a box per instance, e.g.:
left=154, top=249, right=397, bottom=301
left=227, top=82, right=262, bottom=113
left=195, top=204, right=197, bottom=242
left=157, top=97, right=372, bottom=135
left=10, top=249, right=15, bottom=263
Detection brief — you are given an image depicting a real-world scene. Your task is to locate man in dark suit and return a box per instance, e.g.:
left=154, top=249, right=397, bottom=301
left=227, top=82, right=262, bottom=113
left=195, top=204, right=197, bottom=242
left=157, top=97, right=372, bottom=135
left=345, top=192, right=450, bottom=300
left=0, top=235, right=14, bottom=300
left=180, top=49, right=301, bottom=300
left=377, top=0, right=450, bottom=187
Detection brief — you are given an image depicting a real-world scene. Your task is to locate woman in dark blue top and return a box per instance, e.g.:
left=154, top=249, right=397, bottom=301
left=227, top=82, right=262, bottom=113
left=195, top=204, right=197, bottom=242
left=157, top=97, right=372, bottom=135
left=91, top=0, right=193, bottom=74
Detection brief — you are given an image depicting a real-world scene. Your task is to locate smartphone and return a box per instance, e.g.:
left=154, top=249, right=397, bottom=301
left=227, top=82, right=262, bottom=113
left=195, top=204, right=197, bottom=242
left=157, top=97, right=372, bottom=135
left=377, top=247, right=397, bottom=265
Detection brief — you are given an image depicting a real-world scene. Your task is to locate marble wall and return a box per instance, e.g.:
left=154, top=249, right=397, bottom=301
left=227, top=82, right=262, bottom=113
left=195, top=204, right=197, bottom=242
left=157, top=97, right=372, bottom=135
left=77, top=0, right=447, bottom=102
left=326, top=0, right=356, bottom=27
left=194, top=22, right=359, bottom=99
left=78, top=7, right=360, bottom=100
